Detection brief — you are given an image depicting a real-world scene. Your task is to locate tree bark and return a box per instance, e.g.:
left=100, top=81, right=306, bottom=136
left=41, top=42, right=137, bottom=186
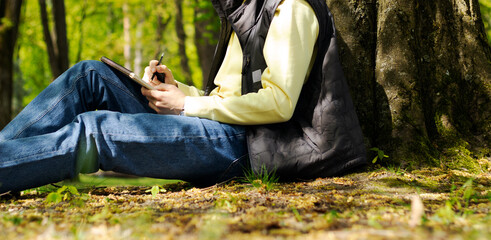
left=123, top=3, right=131, bottom=69
left=39, top=0, right=69, bottom=78
left=134, top=13, right=144, bottom=76
left=327, top=0, right=491, bottom=166
left=75, top=0, right=87, bottom=62
left=174, top=0, right=194, bottom=86
left=52, top=0, right=68, bottom=72
left=0, top=0, right=23, bottom=129
left=154, top=14, right=171, bottom=59
left=106, top=3, right=116, bottom=36
left=193, top=1, right=219, bottom=85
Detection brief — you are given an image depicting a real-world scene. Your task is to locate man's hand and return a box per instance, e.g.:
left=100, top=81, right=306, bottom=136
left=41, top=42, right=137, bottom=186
left=142, top=84, right=185, bottom=115
left=143, top=59, right=178, bottom=87
left=142, top=60, right=185, bottom=115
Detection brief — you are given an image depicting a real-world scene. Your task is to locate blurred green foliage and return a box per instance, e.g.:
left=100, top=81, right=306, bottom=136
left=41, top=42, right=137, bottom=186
left=13, top=0, right=214, bottom=115
left=11, top=1, right=491, bottom=116
left=481, top=0, right=491, bottom=45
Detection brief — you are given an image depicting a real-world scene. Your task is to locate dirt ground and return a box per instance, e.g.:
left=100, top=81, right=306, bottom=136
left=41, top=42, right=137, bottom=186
left=1, top=165, right=490, bottom=239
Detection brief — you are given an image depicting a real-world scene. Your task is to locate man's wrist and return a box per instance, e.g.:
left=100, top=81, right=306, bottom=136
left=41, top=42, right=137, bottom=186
left=179, top=96, right=187, bottom=116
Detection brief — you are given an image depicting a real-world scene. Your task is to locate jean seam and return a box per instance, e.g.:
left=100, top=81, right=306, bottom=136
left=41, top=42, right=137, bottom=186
left=103, top=132, right=246, bottom=140
left=13, top=71, right=89, bottom=140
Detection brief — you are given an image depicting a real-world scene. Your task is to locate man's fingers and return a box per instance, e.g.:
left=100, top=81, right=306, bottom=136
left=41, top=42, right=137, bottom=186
left=144, top=66, right=152, bottom=76
left=149, top=60, right=160, bottom=73
left=142, top=85, right=171, bottom=100
left=156, top=65, right=170, bottom=73
left=141, top=87, right=158, bottom=100
left=147, top=95, right=172, bottom=115
left=154, top=83, right=176, bottom=91
left=147, top=90, right=162, bottom=99
left=143, top=66, right=152, bottom=82
left=158, top=68, right=177, bottom=86
left=148, top=101, right=157, bottom=112
left=156, top=65, right=174, bottom=81
left=149, top=60, right=159, bottom=68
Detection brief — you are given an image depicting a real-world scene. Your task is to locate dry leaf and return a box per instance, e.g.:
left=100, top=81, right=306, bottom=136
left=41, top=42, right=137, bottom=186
left=409, top=195, right=424, bottom=228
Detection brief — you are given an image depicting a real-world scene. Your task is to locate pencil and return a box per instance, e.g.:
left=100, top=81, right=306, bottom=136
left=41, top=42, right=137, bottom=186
left=151, top=53, right=165, bottom=81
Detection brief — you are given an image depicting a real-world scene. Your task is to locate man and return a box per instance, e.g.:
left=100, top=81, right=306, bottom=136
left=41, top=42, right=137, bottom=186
left=0, top=0, right=365, bottom=193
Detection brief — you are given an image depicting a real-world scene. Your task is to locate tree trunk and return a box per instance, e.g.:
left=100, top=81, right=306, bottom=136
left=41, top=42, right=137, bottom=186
left=39, top=0, right=69, bottom=78
left=52, top=0, right=68, bottom=72
left=75, top=0, right=87, bottom=62
left=174, top=0, right=194, bottom=86
left=106, top=3, right=116, bottom=36
left=0, top=0, right=23, bottom=129
left=193, top=1, right=219, bottom=85
left=13, top=42, right=25, bottom=117
left=134, top=14, right=144, bottom=76
left=123, top=3, right=131, bottom=69
left=327, top=0, right=491, bottom=167
left=154, top=14, right=171, bottom=59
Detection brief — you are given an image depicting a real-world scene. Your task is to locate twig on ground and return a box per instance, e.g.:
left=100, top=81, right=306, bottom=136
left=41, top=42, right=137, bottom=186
left=0, top=191, right=11, bottom=197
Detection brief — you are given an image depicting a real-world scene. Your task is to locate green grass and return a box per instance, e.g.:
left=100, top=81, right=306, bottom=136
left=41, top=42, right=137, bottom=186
left=242, top=166, right=279, bottom=191
left=18, top=174, right=181, bottom=196
left=76, top=174, right=180, bottom=187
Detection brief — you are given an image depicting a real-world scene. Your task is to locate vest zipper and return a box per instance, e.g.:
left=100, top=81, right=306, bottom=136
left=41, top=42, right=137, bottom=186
left=243, top=56, right=250, bottom=76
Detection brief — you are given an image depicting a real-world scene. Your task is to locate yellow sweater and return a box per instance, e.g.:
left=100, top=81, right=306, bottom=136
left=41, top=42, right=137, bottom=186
left=177, top=0, right=319, bottom=125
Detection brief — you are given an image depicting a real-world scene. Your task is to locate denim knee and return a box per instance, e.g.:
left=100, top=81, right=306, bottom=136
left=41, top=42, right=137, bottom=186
left=75, top=60, right=108, bottom=71
left=67, top=60, right=111, bottom=81
left=73, top=111, right=107, bottom=130
left=53, top=60, right=96, bottom=89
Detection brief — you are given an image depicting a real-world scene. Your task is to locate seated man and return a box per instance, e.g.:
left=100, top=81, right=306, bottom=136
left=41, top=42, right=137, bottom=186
left=0, top=0, right=366, bottom=193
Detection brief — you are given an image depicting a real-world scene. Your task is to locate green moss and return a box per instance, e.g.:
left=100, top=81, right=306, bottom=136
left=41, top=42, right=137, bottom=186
left=390, top=135, right=441, bottom=169
left=379, top=113, right=486, bottom=174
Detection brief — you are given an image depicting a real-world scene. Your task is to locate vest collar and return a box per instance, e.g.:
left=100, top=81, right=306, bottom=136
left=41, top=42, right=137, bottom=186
left=211, top=0, right=244, bottom=18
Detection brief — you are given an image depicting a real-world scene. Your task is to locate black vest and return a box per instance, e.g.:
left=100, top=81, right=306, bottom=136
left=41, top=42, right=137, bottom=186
left=208, top=0, right=367, bottom=180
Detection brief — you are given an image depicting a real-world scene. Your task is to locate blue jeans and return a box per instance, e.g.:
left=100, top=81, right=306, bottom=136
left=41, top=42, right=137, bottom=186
left=0, top=60, right=249, bottom=193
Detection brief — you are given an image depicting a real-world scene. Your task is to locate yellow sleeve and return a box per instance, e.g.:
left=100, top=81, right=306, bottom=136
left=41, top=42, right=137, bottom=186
left=184, top=0, right=319, bottom=125
left=176, top=81, right=204, bottom=97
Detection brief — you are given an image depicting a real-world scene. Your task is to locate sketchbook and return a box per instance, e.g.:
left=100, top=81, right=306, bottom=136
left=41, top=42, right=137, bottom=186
left=100, top=56, right=156, bottom=90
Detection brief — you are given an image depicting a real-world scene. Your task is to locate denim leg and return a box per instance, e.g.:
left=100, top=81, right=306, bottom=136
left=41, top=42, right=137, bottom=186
left=0, top=60, right=154, bottom=142
left=0, top=111, right=248, bottom=193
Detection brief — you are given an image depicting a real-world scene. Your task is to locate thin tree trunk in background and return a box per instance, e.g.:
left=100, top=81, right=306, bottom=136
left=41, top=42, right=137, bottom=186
left=13, top=43, right=25, bottom=117
left=106, top=3, right=115, bottom=36
left=174, top=0, right=193, bottom=86
left=326, top=0, right=491, bottom=166
left=123, top=3, right=131, bottom=69
left=193, top=1, right=219, bottom=86
left=134, top=15, right=144, bottom=76
left=154, top=13, right=171, bottom=59
left=0, top=0, right=23, bottom=129
left=75, top=0, right=87, bottom=62
left=52, top=0, right=68, bottom=72
left=39, top=0, right=69, bottom=78
left=39, top=0, right=57, bottom=76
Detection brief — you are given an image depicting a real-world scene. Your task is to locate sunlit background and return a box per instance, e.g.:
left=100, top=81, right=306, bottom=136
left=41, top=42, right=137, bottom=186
left=11, top=0, right=491, bottom=118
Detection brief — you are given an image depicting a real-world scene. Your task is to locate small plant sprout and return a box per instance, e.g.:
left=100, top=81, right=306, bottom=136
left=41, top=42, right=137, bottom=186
left=45, top=185, right=80, bottom=204
left=243, top=165, right=279, bottom=191
left=146, top=185, right=166, bottom=198
left=370, top=147, right=389, bottom=164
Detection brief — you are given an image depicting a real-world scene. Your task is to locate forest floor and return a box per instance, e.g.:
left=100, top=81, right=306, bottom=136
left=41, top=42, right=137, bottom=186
left=0, top=160, right=490, bottom=240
